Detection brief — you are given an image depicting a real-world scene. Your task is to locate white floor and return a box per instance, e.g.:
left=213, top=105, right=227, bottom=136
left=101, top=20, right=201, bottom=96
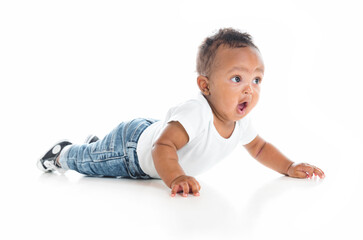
left=1, top=137, right=362, bottom=240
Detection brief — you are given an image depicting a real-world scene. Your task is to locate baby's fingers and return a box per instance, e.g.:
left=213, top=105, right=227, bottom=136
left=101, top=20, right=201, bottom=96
left=301, top=164, right=325, bottom=179
left=300, top=165, right=315, bottom=178
left=171, top=185, right=181, bottom=197
left=297, top=163, right=325, bottom=179
left=181, top=182, right=190, bottom=197
left=190, top=181, right=200, bottom=196
left=313, top=167, right=325, bottom=179
left=170, top=176, right=201, bottom=197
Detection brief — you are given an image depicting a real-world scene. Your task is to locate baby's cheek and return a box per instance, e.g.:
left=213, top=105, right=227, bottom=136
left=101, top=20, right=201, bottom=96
left=249, top=100, right=258, bottom=111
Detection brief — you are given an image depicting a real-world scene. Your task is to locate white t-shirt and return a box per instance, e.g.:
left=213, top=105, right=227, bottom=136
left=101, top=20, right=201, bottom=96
left=136, top=92, right=258, bottom=179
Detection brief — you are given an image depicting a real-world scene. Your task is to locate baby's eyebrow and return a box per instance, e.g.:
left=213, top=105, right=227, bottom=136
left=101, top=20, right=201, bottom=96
left=227, top=66, right=264, bottom=75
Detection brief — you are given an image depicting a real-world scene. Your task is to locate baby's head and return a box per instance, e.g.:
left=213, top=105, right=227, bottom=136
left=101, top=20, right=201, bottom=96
left=196, top=28, right=264, bottom=123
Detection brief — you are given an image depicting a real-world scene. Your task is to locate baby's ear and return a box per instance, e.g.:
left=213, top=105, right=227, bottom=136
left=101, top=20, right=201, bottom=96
left=197, top=75, right=210, bottom=95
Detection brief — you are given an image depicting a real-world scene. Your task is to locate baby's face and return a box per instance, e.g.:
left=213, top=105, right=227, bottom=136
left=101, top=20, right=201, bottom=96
left=206, top=45, right=264, bottom=123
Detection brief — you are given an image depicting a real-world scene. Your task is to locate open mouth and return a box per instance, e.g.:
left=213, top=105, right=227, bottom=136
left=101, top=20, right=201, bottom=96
left=237, top=102, right=248, bottom=114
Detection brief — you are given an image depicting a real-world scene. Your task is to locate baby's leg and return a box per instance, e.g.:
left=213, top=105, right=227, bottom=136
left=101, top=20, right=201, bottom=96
left=55, top=135, right=98, bottom=167
left=58, top=124, right=130, bottom=177
left=50, top=119, right=154, bottom=179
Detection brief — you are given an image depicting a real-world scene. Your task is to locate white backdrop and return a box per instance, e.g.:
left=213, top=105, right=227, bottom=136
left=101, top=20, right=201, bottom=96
left=1, top=0, right=362, bottom=239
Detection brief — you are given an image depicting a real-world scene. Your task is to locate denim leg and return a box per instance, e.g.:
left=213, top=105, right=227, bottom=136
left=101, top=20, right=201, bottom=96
left=59, top=119, right=157, bottom=179
left=62, top=122, right=130, bottom=177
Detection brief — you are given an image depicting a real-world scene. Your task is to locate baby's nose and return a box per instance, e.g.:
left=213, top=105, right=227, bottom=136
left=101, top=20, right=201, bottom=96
left=244, top=85, right=253, bottom=95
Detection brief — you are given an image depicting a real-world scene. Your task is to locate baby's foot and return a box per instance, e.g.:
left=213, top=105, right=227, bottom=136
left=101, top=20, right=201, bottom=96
left=37, top=141, right=72, bottom=173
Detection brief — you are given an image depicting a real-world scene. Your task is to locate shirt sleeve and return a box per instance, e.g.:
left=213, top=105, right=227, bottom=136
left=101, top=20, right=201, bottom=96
left=165, top=99, right=207, bottom=143
left=239, top=115, right=258, bottom=145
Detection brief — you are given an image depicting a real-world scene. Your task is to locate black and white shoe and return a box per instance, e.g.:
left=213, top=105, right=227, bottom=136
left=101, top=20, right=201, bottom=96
left=37, top=141, right=72, bottom=173
left=84, top=135, right=99, bottom=144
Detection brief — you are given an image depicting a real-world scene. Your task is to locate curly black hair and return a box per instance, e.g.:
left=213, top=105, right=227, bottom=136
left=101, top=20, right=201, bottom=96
left=196, top=28, right=258, bottom=77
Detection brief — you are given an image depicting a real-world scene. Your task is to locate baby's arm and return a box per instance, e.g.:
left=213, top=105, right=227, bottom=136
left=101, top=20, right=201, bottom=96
left=152, top=121, right=201, bottom=197
left=244, top=135, right=325, bottom=178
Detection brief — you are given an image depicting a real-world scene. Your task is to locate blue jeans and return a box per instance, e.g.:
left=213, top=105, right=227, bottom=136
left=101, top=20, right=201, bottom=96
left=59, top=118, right=158, bottom=179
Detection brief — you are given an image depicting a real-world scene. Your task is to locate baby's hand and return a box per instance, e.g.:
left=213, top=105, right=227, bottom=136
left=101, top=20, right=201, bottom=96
left=170, top=175, right=201, bottom=197
left=287, top=162, right=325, bottom=179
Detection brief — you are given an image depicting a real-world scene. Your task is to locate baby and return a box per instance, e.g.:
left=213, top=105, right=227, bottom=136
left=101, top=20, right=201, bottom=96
left=37, top=28, right=325, bottom=197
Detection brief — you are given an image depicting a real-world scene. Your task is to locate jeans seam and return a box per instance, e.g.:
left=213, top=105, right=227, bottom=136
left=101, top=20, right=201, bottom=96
left=122, top=121, right=131, bottom=156
left=130, top=121, right=145, bottom=143
left=93, top=156, right=121, bottom=162
left=110, top=127, right=116, bottom=151
left=91, top=149, right=114, bottom=154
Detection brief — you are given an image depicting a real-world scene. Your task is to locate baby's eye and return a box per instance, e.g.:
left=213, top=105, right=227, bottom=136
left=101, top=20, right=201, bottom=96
left=231, top=76, right=241, bottom=83
left=253, top=78, right=261, bottom=84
